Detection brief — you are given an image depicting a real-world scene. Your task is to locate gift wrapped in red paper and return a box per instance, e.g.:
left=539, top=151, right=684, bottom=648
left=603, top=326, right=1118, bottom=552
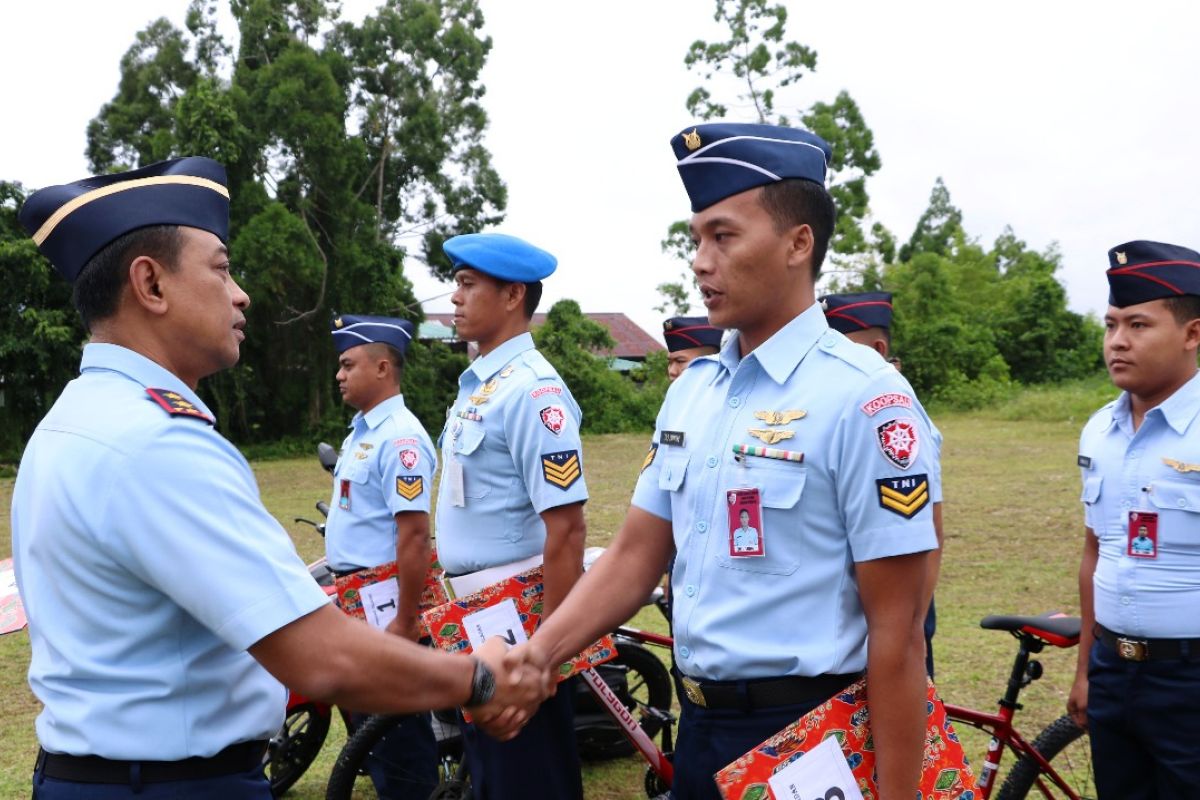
left=421, top=564, right=615, bottom=681
left=715, top=677, right=977, bottom=800
left=335, top=548, right=449, bottom=636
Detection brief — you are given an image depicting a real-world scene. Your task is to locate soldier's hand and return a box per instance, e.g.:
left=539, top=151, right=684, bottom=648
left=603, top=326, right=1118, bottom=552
left=467, top=637, right=550, bottom=740
left=384, top=615, right=421, bottom=642
left=1066, top=673, right=1089, bottom=729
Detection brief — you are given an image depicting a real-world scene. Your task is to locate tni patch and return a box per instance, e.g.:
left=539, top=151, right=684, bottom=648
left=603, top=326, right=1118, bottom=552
left=642, top=443, right=658, bottom=473
left=876, top=474, right=930, bottom=518
left=542, top=450, right=582, bottom=490
left=396, top=475, right=424, bottom=500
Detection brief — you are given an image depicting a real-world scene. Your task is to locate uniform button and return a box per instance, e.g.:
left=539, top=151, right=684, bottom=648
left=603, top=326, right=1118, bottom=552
left=696, top=521, right=708, bottom=533
left=679, top=646, right=691, bottom=658
left=728, top=397, right=741, bottom=408
left=1179, top=498, right=1189, bottom=508
left=706, top=456, right=718, bottom=468
left=1129, top=449, right=1141, bottom=458
left=1121, top=596, right=1131, bottom=606
left=821, top=334, right=836, bottom=349
left=685, top=584, right=697, bottom=597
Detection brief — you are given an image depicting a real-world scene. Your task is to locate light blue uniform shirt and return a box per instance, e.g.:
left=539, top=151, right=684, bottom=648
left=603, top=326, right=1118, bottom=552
left=11, top=344, right=329, bottom=759
left=325, top=394, right=436, bottom=571
left=1078, top=371, right=1200, bottom=638
left=435, top=332, right=588, bottom=575
left=633, top=304, right=939, bottom=680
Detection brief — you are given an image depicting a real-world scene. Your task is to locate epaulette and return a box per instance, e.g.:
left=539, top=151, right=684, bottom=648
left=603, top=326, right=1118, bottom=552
left=145, top=388, right=215, bottom=425
left=821, top=331, right=886, bottom=376
left=521, top=350, right=558, bottom=380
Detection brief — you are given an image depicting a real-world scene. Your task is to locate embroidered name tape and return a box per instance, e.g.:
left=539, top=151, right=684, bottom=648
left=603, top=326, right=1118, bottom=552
left=660, top=430, right=685, bottom=447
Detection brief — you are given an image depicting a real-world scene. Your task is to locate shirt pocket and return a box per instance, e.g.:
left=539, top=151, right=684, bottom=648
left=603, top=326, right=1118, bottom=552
left=451, top=421, right=490, bottom=500
left=1148, top=479, right=1200, bottom=554
left=658, top=453, right=691, bottom=492
left=339, top=461, right=371, bottom=485
left=1148, top=480, right=1200, bottom=513
left=453, top=421, right=486, bottom=457
left=717, top=461, right=807, bottom=576
left=1080, top=475, right=1102, bottom=505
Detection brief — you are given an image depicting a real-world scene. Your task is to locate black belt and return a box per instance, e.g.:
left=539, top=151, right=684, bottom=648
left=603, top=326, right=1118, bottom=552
left=677, top=672, right=861, bottom=711
left=35, top=740, right=268, bottom=784
left=331, top=565, right=366, bottom=578
left=1096, top=624, right=1200, bottom=662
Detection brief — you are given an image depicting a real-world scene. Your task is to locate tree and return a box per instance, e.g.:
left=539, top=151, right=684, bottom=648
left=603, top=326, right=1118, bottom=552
left=898, top=178, right=963, bottom=263
left=83, top=0, right=506, bottom=443
left=656, top=0, right=885, bottom=311
left=0, top=183, right=86, bottom=460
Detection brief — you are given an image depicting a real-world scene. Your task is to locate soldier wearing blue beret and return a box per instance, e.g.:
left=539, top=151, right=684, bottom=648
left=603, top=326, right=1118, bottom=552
left=1069, top=240, right=1200, bottom=799
left=525, top=123, right=940, bottom=799
left=663, top=315, right=723, bottom=381
left=435, top=232, right=589, bottom=800
left=822, top=292, right=946, bottom=681
left=12, top=159, right=544, bottom=799
left=326, top=314, right=438, bottom=798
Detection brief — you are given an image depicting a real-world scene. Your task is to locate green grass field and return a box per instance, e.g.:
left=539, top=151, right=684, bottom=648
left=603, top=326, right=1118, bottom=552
left=0, top=397, right=1100, bottom=797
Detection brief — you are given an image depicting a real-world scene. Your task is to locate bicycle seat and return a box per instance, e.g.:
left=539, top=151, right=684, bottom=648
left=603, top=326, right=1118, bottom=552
left=980, top=611, right=1080, bottom=648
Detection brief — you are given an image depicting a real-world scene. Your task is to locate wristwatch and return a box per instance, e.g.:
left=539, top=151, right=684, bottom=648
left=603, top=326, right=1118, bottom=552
left=467, top=656, right=496, bottom=706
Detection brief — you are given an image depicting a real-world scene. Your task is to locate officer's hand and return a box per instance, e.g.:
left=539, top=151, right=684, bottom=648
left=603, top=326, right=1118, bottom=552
left=384, top=615, right=421, bottom=642
left=1066, top=674, right=1088, bottom=729
left=467, top=638, right=549, bottom=740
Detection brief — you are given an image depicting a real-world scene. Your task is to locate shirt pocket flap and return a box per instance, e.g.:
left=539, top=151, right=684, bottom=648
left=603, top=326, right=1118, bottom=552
left=757, top=463, right=807, bottom=509
left=658, top=453, right=691, bottom=492
left=454, top=422, right=486, bottom=456
left=340, top=461, right=371, bottom=484
left=1149, top=480, right=1200, bottom=513
left=1080, top=475, right=1102, bottom=505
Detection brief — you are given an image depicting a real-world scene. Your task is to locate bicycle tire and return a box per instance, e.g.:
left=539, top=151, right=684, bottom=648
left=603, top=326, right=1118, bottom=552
left=267, top=701, right=330, bottom=797
left=325, top=713, right=462, bottom=800
left=994, top=714, right=1094, bottom=800
left=574, top=640, right=673, bottom=761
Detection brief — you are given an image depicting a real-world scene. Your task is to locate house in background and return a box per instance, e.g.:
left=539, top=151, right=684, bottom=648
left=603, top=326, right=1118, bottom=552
left=420, top=312, right=663, bottom=371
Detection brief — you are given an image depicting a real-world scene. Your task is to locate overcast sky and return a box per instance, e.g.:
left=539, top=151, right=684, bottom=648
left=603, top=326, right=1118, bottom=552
left=3, top=1, right=1197, bottom=340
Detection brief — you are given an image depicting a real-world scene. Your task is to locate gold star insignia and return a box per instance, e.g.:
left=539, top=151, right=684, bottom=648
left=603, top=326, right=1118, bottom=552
left=753, top=410, right=807, bottom=426
left=747, top=428, right=795, bottom=445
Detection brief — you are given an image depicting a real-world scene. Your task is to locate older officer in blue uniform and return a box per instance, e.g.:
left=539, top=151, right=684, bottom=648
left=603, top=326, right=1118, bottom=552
left=1068, top=240, right=1200, bottom=799
left=435, top=232, right=589, bottom=799
left=526, top=124, right=939, bottom=799
left=12, top=159, right=544, bottom=799
left=663, top=315, right=723, bottom=382
left=327, top=314, right=438, bottom=798
left=822, top=291, right=945, bottom=679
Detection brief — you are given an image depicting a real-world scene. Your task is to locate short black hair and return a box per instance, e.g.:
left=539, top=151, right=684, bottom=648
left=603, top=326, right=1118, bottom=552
left=72, top=225, right=182, bottom=332
left=1163, top=295, right=1200, bottom=325
left=758, top=179, right=836, bottom=279
left=364, top=342, right=406, bottom=387
left=522, top=281, right=543, bottom=319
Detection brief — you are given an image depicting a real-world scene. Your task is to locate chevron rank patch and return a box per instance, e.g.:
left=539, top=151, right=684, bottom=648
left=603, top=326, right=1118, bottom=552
left=642, top=443, right=658, bottom=473
left=396, top=475, right=424, bottom=500
left=542, top=449, right=582, bottom=490
left=145, top=388, right=214, bottom=424
left=876, top=474, right=930, bottom=518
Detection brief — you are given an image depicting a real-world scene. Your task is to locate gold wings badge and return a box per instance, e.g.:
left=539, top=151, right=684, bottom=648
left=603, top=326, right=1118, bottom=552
left=747, top=428, right=795, bottom=445
left=753, top=410, right=807, bottom=426
left=1163, top=457, right=1200, bottom=474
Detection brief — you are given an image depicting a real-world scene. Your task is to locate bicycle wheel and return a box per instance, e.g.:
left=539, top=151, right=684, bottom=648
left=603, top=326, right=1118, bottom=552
left=267, top=701, right=330, bottom=797
left=995, top=715, right=1095, bottom=800
left=574, top=640, right=673, bottom=761
left=325, top=712, right=466, bottom=800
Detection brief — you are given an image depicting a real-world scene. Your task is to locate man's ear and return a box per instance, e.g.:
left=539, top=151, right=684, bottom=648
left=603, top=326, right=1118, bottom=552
left=127, top=256, right=170, bottom=316
left=871, top=338, right=888, bottom=358
left=504, top=281, right=527, bottom=314
left=785, top=223, right=815, bottom=276
left=1184, top=317, right=1200, bottom=354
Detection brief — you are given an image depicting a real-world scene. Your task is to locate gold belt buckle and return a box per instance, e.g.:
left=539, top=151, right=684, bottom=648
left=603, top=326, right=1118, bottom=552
left=680, top=676, right=707, bottom=708
left=1116, top=637, right=1149, bottom=661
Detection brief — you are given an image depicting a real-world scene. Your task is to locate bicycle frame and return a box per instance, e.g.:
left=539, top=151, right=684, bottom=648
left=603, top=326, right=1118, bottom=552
left=579, top=667, right=674, bottom=786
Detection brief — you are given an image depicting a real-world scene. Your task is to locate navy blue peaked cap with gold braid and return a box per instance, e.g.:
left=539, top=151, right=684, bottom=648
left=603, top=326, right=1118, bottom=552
left=1106, top=240, right=1200, bottom=307
left=670, top=123, right=831, bottom=212
left=18, top=157, right=230, bottom=283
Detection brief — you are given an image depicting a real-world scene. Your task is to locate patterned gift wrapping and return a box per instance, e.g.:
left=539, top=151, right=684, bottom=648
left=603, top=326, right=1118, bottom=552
left=335, top=549, right=449, bottom=637
left=0, top=558, right=27, bottom=636
left=715, top=677, right=978, bottom=800
left=421, top=564, right=616, bottom=681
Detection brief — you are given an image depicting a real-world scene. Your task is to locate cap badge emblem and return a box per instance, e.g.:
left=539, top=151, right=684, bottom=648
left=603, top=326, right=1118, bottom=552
left=1116, top=251, right=1128, bottom=265
left=683, top=128, right=702, bottom=151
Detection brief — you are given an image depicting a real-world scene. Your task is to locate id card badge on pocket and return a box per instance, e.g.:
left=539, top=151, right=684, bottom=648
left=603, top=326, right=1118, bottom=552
left=727, top=487, right=766, bottom=557
left=1127, top=510, right=1158, bottom=559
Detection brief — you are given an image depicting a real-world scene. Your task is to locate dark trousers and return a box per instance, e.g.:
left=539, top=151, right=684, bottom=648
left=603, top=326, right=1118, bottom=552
left=672, top=693, right=825, bottom=800
left=349, top=711, right=438, bottom=799
left=460, top=678, right=582, bottom=800
left=32, top=765, right=271, bottom=799
left=1087, top=640, right=1200, bottom=799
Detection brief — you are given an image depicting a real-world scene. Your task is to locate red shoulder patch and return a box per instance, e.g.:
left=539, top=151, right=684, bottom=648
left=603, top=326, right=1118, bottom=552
left=145, top=388, right=214, bottom=425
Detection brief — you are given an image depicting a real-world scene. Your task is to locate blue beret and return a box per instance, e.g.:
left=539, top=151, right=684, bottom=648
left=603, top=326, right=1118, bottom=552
left=1106, top=240, right=1200, bottom=308
left=663, top=316, right=722, bottom=352
left=670, top=123, right=831, bottom=213
left=443, top=233, right=557, bottom=282
left=18, top=157, right=230, bottom=283
left=331, top=314, right=414, bottom=357
left=820, top=292, right=894, bottom=333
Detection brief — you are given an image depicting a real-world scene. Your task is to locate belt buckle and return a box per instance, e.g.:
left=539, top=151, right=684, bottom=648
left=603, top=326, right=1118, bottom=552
left=1116, top=637, right=1149, bottom=661
left=680, top=676, right=707, bottom=708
